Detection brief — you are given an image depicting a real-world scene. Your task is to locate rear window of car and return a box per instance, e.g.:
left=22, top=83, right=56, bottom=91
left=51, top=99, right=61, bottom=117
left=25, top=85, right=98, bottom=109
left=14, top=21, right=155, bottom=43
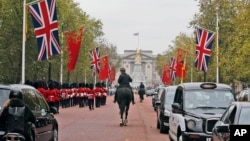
left=0, top=89, right=11, bottom=112
left=165, top=88, right=176, bottom=104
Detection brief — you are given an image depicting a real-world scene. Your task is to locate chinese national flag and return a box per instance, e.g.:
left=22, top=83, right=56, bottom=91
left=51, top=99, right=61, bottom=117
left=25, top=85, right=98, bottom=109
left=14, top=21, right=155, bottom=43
left=176, top=48, right=187, bottom=78
left=99, top=55, right=109, bottom=80
left=162, top=64, right=171, bottom=85
left=65, top=27, right=84, bottom=72
left=109, top=66, right=116, bottom=82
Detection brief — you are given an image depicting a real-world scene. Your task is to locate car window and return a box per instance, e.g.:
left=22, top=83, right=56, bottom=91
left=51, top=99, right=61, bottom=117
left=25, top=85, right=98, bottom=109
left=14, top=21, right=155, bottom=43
left=174, top=88, right=183, bottom=107
left=22, top=89, right=41, bottom=111
left=184, top=90, right=234, bottom=109
left=221, top=105, right=236, bottom=124
left=165, top=88, right=176, bottom=104
left=0, top=89, right=11, bottom=112
left=35, top=90, right=49, bottom=111
left=238, top=107, right=250, bottom=124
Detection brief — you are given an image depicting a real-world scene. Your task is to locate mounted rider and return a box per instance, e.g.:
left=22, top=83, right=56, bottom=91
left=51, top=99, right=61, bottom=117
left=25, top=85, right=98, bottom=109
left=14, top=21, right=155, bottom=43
left=114, top=67, right=135, bottom=104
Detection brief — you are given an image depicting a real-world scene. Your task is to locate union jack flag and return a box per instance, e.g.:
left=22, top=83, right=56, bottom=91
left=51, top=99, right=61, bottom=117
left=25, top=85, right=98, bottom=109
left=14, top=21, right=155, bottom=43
left=195, top=27, right=215, bottom=72
left=28, top=0, right=61, bottom=61
left=90, top=47, right=101, bottom=75
left=169, top=57, right=176, bottom=81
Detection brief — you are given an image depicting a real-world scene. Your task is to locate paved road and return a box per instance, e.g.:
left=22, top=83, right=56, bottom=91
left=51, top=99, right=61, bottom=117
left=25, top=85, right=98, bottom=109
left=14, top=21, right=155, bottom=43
left=55, top=94, right=170, bottom=141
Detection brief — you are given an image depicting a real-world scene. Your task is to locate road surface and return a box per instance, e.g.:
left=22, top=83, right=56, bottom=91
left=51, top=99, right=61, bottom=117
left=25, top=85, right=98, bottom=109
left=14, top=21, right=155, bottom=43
left=55, top=94, right=170, bottom=141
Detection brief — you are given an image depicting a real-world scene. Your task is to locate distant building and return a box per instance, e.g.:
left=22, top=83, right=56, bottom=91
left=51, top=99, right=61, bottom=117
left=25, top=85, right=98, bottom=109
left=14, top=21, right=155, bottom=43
left=115, top=50, right=161, bottom=88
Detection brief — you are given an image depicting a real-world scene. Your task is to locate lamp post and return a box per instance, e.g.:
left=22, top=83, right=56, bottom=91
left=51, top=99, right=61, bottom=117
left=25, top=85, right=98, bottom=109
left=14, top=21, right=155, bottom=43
left=215, top=3, right=220, bottom=83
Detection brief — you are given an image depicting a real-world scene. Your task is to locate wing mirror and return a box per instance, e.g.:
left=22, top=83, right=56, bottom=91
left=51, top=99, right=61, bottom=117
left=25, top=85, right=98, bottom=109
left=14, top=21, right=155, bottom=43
left=49, top=106, right=58, bottom=114
left=172, top=103, right=182, bottom=113
left=215, top=125, right=229, bottom=133
left=152, top=92, right=158, bottom=95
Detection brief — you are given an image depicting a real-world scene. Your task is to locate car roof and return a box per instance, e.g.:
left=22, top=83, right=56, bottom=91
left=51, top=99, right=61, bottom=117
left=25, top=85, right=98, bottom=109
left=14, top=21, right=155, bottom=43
left=0, top=84, right=12, bottom=89
left=8, top=84, right=36, bottom=90
left=178, top=82, right=232, bottom=90
left=232, top=101, right=250, bottom=107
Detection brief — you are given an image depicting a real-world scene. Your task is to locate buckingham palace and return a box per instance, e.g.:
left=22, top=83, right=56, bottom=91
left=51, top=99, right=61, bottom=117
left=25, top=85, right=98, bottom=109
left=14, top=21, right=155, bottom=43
left=115, top=49, right=162, bottom=88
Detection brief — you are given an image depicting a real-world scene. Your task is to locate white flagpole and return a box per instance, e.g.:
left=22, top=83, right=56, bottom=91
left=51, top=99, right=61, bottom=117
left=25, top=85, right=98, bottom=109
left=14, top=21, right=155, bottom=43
left=137, top=33, right=139, bottom=49
left=60, top=34, right=64, bottom=84
left=21, top=0, right=41, bottom=84
left=21, top=0, right=26, bottom=84
left=215, top=4, right=220, bottom=83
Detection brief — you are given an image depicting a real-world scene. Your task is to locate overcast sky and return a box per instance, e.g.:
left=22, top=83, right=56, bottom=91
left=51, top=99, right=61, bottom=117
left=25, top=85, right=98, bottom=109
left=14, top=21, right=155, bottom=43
left=74, top=0, right=199, bottom=55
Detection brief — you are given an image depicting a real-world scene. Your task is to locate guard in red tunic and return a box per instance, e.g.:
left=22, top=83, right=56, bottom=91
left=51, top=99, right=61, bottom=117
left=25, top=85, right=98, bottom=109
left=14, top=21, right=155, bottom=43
left=100, top=82, right=107, bottom=105
left=36, top=81, right=48, bottom=101
left=88, top=83, right=95, bottom=111
left=83, top=83, right=89, bottom=107
left=60, top=83, right=68, bottom=108
left=94, top=82, right=102, bottom=108
left=78, top=83, right=84, bottom=108
left=65, top=84, right=71, bottom=108
left=54, top=81, right=60, bottom=113
left=68, top=84, right=74, bottom=107
left=47, top=81, right=56, bottom=107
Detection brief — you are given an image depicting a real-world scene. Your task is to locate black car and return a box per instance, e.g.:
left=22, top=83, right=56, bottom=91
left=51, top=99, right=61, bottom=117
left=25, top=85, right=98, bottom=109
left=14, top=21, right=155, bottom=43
left=212, top=102, right=250, bottom=141
left=156, top=86, right=177, bottom=133
left=153, top=86, right=165, bottom=111
left=169, top=82, right=235, bottom=141
left=0, top=84, right=58, bottom=141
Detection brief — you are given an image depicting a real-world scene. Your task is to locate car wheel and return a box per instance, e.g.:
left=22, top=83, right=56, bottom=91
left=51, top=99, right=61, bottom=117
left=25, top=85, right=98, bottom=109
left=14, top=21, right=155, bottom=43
left=157, top=119, right=160, bottom=129
left=160, top=120, right=168, bottom=133
left=169, top=135, right=174, bottom=141
left=178, top=132, right=190, bottom=141
left=50, top=128, right=58, bottom=141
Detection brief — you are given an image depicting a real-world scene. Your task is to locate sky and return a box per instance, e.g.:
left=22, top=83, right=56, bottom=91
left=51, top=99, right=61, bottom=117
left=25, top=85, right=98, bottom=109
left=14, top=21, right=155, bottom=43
left=74, top=0, right=199, bottom=55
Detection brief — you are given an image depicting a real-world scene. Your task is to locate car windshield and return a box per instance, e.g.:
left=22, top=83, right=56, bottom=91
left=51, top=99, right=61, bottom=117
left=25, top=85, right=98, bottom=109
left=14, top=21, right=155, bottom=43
left=0, top=89, right=11, bottom=112
left=238, top=107, right=250, bottom=124
left=184, top=89, right=234, bottom=109
left=165, top=88, right=176, bottom=104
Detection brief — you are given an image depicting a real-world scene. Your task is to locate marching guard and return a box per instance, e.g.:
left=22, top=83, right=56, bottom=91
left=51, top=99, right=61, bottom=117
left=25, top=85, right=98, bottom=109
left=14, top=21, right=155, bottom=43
left=88, top=83, right=95, bottom=111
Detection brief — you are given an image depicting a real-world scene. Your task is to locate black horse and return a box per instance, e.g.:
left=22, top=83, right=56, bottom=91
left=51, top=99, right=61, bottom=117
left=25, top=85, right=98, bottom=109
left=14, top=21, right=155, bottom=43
left=116, top=87, right=133, bottom=126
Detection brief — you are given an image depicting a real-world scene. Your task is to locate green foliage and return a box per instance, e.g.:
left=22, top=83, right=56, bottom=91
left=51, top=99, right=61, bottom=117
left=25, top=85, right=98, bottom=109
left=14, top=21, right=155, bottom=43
left=0, top=0, right=119, bottom=84
left=155, top=0, right=250, bottom=85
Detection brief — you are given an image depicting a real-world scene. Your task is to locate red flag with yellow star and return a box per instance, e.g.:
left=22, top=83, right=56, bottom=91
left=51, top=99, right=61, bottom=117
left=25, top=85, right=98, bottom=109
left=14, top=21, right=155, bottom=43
left=99, top=55, right=109, bottom=80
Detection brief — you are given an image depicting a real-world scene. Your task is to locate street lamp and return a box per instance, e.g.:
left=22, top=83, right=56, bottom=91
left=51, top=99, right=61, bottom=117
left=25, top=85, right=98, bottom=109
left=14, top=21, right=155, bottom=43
left=215, top=3, right=220, bottom=83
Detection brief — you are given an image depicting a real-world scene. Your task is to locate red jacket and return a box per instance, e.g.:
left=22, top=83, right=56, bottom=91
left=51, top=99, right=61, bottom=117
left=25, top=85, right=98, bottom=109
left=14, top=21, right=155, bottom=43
left=88, top=89, right=95, bottom=99
left=47, top=89, right=56, bottom=102
left=37, top=87, right=48, bottom=101
left=94, top=87, right=102, bottom=97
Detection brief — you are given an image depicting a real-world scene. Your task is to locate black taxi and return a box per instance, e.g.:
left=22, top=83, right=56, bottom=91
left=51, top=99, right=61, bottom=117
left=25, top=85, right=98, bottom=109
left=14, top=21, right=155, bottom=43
left=169, top=82, right=235, bottom=141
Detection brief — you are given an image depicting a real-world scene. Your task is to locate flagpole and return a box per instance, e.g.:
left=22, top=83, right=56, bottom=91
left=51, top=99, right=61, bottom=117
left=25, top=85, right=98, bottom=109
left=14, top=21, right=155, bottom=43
left=215, top=4, right=220, bottom=83
left=137, top=33, right=139, bottom=49
left=21, top=0, right=42, bottom=84
left=21, top=0, right=26, bottom=84
left=60, top=33, right=64, bottom=84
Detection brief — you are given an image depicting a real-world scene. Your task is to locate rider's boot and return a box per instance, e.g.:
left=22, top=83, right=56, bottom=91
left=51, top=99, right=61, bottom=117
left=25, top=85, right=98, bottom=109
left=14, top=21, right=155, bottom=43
left=130, top=88, right=135, bottom=104
left=120, top=119, right=124, bottom=126
left=113, top=91, right=117, bottom=103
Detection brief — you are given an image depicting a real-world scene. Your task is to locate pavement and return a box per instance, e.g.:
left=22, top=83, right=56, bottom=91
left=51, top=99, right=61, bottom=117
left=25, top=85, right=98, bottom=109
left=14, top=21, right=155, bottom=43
left=55, top=94, right=169, bottom=141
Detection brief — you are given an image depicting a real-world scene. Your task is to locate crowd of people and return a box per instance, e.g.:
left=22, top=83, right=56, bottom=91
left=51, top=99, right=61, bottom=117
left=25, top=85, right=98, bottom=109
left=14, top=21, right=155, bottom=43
left=25, top=80, right=108, bottom=112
